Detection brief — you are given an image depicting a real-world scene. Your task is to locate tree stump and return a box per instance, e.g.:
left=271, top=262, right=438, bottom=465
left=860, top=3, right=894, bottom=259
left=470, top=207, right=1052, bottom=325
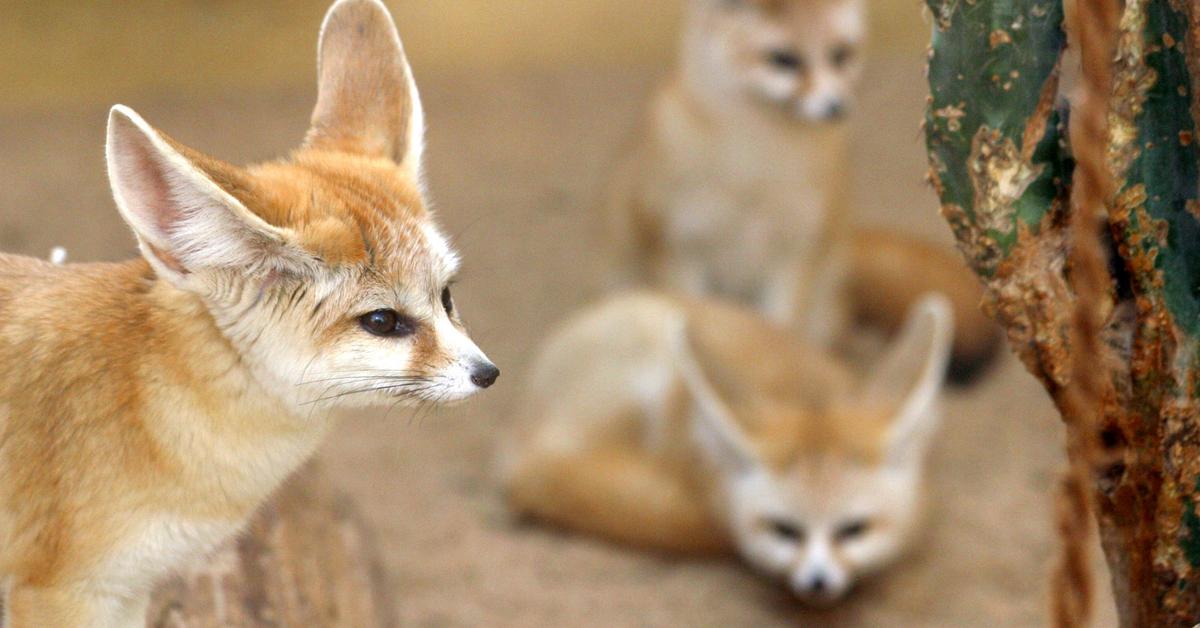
left=146, top=462, right=397, bottom=627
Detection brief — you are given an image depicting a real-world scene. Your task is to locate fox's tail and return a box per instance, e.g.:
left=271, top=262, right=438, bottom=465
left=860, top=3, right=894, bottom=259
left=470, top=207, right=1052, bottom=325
left=847, top=228, right=1002, bottom=384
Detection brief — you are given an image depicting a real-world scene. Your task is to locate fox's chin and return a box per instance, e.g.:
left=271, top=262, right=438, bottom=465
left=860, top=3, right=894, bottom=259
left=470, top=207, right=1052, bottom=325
left=793, top=590, right=847, bottom=608
left=392, top=381, right=486, bottom=406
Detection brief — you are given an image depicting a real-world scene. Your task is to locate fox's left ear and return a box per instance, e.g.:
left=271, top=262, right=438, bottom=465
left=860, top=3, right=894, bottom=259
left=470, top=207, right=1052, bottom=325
left=106, top=106, right=308, bottom=286
left=859, top=295, right=954, bottom=468
left=670, top=316, right=761, bottom=476
left=305, top=0, right=424, bottom=175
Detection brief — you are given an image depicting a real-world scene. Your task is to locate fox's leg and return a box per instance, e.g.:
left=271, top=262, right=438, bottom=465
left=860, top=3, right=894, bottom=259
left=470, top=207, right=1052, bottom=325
left=505, top=446, right=731, bottom=555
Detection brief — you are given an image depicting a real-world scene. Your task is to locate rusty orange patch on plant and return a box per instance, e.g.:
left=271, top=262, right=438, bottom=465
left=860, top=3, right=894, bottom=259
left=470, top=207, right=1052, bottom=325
left=990, top=29, right=1013, bottom=49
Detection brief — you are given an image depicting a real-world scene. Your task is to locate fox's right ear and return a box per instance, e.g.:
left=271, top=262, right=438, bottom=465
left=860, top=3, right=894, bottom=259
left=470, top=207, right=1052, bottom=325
left=670, top=316, right=760, bottom=475
left=305, top=0, right=425, bottom=176
left=106, top=106, right=309, bottom=287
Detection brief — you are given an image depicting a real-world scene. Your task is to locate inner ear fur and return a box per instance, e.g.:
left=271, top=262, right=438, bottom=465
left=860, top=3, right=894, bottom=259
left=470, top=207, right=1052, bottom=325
left=670, top=312, right=761, bottom=474
left=105, top=105, right=308, bottom=283
left=855, top=294, right=955, bottom=466
left=305, top=0, right=425, bottom=170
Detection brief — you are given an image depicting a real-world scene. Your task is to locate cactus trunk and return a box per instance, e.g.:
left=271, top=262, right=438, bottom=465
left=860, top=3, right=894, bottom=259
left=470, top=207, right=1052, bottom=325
left=925, top=0, right=1200, bottom=624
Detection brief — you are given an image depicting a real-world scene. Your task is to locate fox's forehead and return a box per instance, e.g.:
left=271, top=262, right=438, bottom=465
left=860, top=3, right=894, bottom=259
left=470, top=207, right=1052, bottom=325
left=751, top=405, right=890, bottom=472
left=750, top=0, right=864, bottom=43
left=776, top=454, right=908, bottom=518
left=244, top=152, right=457, bottom=283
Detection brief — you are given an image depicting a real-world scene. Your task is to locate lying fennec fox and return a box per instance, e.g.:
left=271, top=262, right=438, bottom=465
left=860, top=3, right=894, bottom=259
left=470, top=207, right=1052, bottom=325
left=0, top=1, right=498, bottom=625
left=605, top=0, right=998, bottom=377
left=503, top=292, right=951, bottom=603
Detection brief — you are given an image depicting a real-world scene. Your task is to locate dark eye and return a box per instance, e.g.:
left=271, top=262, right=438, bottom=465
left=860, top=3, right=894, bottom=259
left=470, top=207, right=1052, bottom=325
left=359, top=309, right=418, bottom=338
left=835, top=519, right=870, bottom=542
left=767, top=49, right=803, bottom=71
left=766, top=519, right=805, bottom=542
left=830, top=45, right=854, bottom=68
left=441, top=286, right=454, bottom=315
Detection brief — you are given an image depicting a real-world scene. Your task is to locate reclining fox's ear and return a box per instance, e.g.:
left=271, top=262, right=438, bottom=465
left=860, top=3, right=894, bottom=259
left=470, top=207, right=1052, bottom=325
left=306, top=0, right=424, bottom=174
left=106, top=106, right=308, bottom=285
left=670, top=316, right=760, bottom=475
left=858, top=294, right=954, bottom=468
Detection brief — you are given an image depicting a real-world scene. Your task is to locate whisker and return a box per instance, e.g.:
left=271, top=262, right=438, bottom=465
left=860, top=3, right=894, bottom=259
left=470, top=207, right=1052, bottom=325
left=296, top=373, right=429, bottom=386
left=294, top=362, right=440, bottom=387
left=300, top=380, right=433, bottom=406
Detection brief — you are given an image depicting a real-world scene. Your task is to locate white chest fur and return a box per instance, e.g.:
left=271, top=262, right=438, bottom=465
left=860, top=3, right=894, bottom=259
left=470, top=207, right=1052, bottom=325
left=649, top=95, right=843, bottom=301
left=654, top=94, right=841, bottom=255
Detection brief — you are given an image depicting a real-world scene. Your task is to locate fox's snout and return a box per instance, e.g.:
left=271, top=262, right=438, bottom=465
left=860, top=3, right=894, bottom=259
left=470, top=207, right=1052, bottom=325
left=790, top=552, right=851, bottom=603
left=798, top=91, right=849, bottom=122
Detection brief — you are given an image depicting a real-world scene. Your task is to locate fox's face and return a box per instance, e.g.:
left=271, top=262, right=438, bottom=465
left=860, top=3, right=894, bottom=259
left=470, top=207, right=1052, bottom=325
left=104, top=0, right=497, bottom=411
left=686, top=0, right=866, bottom=122
left=727, top=442, right=925, bottom=603
left=678, top=296, right=952, bottom=603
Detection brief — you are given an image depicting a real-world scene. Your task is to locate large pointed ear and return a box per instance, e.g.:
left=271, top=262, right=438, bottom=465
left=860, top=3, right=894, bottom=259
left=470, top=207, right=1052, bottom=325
left=106, top=105, right=306, bottom=286
left=857, top=295, right=954, bottom=468
left=669, top=315, right=761, bottom=475
left=305, top=0, right=424, bottom=174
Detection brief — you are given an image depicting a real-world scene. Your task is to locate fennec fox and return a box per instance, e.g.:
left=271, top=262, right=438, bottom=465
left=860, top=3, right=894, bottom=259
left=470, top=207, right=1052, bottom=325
left=605, top=0, right=998, bottom=377
left=503, top=292, right=952, bottom=603
left=0, top=1, right=498, bottom=625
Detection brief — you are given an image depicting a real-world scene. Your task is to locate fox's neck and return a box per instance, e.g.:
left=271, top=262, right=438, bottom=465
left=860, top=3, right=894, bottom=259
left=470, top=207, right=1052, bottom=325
left=138, top=270, right=330, bottom=506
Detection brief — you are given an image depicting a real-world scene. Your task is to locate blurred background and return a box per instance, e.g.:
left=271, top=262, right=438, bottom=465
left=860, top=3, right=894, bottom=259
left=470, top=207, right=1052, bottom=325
left=0, top=1, right=1112, bottom=625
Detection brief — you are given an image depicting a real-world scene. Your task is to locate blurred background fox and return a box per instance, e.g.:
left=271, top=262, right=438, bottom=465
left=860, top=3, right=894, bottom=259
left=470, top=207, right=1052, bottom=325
left=605, top=0, right=1000, bottom=380
left=502, top=293, right=953, bottom=603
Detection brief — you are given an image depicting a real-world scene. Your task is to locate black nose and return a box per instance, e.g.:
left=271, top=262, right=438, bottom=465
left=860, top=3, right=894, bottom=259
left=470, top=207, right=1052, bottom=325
left=810, top=575, right=827, bottom=593
left=470, top=362, right=500, bottom=389
left=823, top=101, right=846, bottom=121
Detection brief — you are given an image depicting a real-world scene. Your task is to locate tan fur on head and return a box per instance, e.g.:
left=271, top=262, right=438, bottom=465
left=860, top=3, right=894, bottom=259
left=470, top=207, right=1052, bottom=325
left=0, top=2, right=496, bottom=625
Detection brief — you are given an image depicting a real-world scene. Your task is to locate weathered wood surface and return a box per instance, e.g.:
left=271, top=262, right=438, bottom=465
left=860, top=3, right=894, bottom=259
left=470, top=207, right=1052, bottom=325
left=147, top=463, right=397, bottom=628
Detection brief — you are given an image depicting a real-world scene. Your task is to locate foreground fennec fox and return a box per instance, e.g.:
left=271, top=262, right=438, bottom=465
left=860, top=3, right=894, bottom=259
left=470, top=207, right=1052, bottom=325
left=503, top=292, right=952, bottom=603
left=605, top=0, right=998, bottom=377
left=0, top=1, right=498, bottom=625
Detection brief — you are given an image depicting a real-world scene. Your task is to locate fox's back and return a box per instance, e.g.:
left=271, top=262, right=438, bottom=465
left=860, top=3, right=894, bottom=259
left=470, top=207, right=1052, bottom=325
left=518, top=293, right=851, bottom=459
left=0, top=255, right=154, bottom=385
left=517, top=293, right=685, bottom=453
left=0, top=253, right=65, bottom=390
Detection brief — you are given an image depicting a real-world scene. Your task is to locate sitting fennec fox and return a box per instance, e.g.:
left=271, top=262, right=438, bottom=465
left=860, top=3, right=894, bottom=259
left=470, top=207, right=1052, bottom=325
left=0, top=1, right=498, bottom=625
left=503, top=292, right=952, bottom=603
left=605, top=0, right=998, bottom=378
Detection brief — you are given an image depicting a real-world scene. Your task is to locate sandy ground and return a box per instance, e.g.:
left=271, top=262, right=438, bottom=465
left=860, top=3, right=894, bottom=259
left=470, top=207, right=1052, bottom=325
left=0, top=57, right=1116, bottom=626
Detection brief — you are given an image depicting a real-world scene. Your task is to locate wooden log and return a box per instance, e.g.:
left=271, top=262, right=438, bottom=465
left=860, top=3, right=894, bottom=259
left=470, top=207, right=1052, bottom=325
left=146, top=462, right=397, bottom=628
